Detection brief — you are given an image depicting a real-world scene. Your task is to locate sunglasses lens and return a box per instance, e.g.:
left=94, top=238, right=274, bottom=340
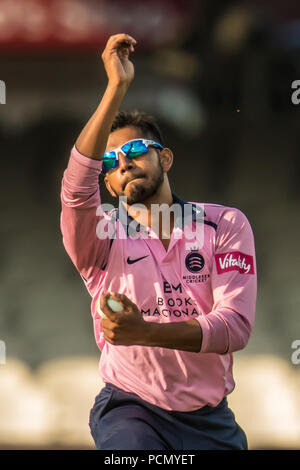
left=124, top=141, right=148, bottom=158
left=103, top=152, right=116, bottom=173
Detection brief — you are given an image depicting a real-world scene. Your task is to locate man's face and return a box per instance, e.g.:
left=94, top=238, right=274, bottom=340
left=104, top=126, right=164, bottom=205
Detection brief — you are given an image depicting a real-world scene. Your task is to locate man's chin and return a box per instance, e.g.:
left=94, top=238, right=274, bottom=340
left=124, top=181, right=152, bottom=205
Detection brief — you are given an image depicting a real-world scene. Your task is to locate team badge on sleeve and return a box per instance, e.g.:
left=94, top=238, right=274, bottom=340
left=215, top=251, right=254, bottom=274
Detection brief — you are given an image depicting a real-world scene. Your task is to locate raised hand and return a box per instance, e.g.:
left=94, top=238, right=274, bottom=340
left=101, top=33, right=137, bottom=88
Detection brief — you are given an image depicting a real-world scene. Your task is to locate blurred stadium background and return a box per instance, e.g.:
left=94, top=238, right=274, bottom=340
left=1, top=0, right=300, bottom=450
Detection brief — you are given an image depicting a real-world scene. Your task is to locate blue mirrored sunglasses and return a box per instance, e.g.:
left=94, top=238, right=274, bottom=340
left=101, top=138, right=163, bottom=175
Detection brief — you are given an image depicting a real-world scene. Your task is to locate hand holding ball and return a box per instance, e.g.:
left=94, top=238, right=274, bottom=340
left=97, top=294, right=124, bottom=318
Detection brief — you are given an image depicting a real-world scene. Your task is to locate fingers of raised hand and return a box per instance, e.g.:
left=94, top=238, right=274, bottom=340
left=103, top=34, right=136, bottom=55
left=108, top=33, right=137, bottom=46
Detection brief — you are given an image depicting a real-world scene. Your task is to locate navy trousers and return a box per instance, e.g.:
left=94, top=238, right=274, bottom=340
left=89, top=382, right=248, bottom=450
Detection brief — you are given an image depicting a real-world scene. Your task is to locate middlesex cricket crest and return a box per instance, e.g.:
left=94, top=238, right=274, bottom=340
left=185, top=246, right=205, bottom=273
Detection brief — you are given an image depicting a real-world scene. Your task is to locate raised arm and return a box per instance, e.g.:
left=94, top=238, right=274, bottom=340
left=60, top=34, right=137, bottom=291
left=76, top=33, right=137, bottom=159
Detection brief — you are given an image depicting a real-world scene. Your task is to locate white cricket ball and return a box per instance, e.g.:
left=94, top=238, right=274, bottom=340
left=107, top=296, right=124, bottom=312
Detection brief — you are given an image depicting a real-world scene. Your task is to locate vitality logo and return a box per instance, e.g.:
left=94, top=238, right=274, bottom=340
left=215, top=251, right=254, bottom=274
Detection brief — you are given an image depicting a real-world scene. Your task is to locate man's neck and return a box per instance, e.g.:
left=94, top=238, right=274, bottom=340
left=124, top=182, right=174, bottom=239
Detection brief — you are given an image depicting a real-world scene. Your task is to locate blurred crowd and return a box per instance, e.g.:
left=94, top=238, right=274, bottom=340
left=1, top=355, right=300, bottom=449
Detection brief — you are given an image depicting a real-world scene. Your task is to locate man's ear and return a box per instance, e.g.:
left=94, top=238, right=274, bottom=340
left=104, top=177, right=117, bottom=198
left=160, top=148, right=173, bottom=173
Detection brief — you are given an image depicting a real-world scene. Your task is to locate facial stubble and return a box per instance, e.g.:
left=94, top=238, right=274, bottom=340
left=110, top=153, right=164, bottom=205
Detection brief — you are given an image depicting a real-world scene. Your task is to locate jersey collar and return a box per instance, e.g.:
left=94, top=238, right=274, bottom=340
left=114, top=193, right=206, bottom=237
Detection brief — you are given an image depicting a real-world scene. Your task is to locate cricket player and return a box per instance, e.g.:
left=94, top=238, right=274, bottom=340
left=60, top=33, right=257, bottom=450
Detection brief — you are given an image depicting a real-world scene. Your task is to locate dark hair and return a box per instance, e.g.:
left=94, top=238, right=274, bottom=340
left=111, top=110, right=165, bottom=146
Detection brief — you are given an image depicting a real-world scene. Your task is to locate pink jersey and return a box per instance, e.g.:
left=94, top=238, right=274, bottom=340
left=60, top=145, right=257, bottom=412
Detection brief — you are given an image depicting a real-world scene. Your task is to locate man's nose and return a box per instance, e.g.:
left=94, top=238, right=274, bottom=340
left=118, top=152, right=135, bottom=173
